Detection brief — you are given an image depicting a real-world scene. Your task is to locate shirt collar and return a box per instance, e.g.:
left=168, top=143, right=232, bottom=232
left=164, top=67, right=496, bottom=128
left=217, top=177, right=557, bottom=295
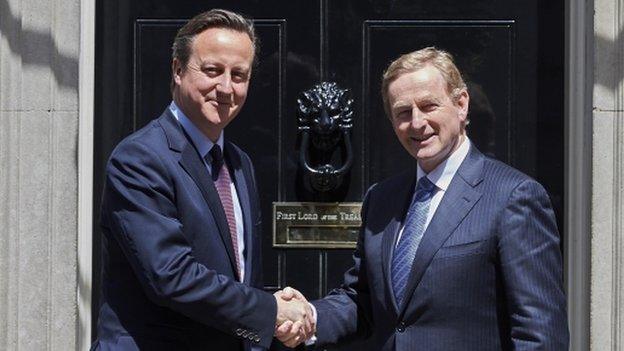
left=416, top=137, right=471, bottom=192
left=169, top=101, right=224, bottom=158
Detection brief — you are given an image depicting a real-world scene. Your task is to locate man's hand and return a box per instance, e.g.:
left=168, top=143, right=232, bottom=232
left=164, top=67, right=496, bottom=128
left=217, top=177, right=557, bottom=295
left=274, top=287, right=315, bottom=348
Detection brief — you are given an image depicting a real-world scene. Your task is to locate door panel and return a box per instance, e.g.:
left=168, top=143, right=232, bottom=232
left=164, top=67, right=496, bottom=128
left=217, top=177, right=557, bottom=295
left=94, top=1, right=564, bottom=348
left=363, top=21, right=514, bottom=181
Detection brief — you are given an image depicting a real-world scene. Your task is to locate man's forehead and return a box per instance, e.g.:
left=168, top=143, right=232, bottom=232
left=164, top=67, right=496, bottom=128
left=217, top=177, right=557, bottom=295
left=191, top=27, right=254, bottom=51
left=398, top=66, right=445, bottom=86
left=389, top=67, right=447, bottom=98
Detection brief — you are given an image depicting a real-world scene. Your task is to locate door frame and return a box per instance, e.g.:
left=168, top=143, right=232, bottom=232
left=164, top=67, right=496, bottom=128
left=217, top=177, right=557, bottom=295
left=564, top=0, right=593, bottom=349
left=77, top=0, right=96, bottom=349
left=77, top=2, right=593, bottom=349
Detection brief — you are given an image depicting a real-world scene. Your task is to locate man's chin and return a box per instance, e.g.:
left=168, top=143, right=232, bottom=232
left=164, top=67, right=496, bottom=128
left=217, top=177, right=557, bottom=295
left=414, top=149, right=443, bottom=167
left=413, top=146, right=436, bottom=160
left=200, top=110, right=233, bottom=124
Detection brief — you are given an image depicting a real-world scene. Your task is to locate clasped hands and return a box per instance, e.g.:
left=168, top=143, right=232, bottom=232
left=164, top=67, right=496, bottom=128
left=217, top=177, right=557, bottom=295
left=274, top=287, right=315, bottom=348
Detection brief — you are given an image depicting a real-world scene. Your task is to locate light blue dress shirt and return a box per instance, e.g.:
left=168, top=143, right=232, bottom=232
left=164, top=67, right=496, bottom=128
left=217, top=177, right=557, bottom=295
left=169, top=101, right=246, bottom=282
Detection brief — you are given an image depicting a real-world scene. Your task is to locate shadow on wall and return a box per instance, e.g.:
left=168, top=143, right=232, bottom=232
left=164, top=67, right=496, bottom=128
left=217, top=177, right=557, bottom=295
left=594, top=29, right=624, bottom=99
left=0, top=0, right=79, bottom=91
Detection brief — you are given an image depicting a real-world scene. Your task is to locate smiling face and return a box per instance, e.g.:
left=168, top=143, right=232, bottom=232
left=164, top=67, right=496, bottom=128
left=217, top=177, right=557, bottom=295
left=172, top=27, right=254, bottom=142
left=387, top=65, right=469, bottom=173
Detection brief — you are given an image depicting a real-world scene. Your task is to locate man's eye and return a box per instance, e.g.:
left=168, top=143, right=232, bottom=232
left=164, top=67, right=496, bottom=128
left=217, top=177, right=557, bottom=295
left=395, top=110, right=410, bottom=118
left=232, top=72, right=249, bottom=82
left=203, top=67, right=219, bottom=75
left=421, top=104, right=438, bottom=112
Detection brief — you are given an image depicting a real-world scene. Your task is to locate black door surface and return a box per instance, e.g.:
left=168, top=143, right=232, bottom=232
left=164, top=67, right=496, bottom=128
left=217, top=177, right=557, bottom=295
left=94, top=0, right=564, bottom=348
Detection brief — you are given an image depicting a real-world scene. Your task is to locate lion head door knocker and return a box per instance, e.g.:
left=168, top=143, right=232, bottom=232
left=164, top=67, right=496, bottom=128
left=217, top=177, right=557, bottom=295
left=297, top=82, right=354, bottom=192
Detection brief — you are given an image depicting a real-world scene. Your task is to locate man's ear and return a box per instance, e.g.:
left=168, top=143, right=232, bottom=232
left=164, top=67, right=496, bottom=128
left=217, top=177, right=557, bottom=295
left=456, top=89, right=470, bottom=121
left=172, top=58, right=183, bottom=86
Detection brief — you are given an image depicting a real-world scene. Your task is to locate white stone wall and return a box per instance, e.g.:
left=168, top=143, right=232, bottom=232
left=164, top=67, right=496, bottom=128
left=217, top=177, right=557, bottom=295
left=0, top=0, right=80, bottom=349
left=592, top=0, right=624, bottom=349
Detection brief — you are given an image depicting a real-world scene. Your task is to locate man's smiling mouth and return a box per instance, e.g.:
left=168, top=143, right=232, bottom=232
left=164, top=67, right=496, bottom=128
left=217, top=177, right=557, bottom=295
left=412, top=134, right=434, bottom=142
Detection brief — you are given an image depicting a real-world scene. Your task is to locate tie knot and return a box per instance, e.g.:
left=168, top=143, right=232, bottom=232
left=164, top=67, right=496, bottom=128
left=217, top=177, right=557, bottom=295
left=209, top=145, right=223, bottom=162
left=415, top=176, right=436, bottom=199
left=208, top=145, right=224, bottom=181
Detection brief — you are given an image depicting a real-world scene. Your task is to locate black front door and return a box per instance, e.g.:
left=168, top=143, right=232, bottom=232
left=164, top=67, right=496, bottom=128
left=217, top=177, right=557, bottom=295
left=94, top=0, right=564, bottom=348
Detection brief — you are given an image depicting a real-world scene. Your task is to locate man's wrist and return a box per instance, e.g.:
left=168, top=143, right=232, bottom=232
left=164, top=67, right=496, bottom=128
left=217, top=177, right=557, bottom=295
left=305, top=302, right=318, bottom=345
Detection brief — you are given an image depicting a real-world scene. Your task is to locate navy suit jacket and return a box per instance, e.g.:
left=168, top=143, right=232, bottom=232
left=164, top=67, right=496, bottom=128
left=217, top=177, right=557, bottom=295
left=312, top=146, right=569, bottom=351
left=93, top=109, right=276, bottom=350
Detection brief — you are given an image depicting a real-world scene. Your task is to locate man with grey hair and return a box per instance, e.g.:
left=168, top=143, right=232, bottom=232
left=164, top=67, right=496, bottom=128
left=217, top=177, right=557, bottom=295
left=93, top=9, right=312, bottom=350
left=278, top=47, right=569, bottom=350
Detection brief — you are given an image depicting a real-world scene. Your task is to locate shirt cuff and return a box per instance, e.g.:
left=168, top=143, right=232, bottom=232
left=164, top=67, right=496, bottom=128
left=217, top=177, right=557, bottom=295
left=305, top=302, right=318, bottom=345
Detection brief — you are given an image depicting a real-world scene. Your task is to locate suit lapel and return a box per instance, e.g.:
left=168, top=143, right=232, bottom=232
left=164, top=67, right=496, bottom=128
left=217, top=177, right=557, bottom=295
left=380, top=171, right=416, bottom=314
left=397, top=146, right=485, bottom=318
left=159, top=110, right=240, bottom=278
left=224, top=142, right=254, bottom=285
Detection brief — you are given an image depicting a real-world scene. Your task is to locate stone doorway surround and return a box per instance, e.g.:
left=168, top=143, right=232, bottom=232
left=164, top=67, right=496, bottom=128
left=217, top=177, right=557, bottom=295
left=590, top=0, right=624, bottom=349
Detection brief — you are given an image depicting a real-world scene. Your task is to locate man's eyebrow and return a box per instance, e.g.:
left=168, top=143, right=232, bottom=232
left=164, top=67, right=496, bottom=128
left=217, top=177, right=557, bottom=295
left=416, top=94, right=444, bottom=104
left=424, top=97, right=442, bottom=103
left=391, top=101, right=411, bottom=110
left=415, top=92, right=435, bottom=100
left=233, top=66, right=251, bottom=72
left=198, top=60, right=218, bottom=67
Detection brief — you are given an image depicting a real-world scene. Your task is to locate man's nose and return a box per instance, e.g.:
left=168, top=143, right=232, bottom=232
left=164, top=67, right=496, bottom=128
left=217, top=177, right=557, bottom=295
left=410, top=107, right=427, bottom=128
left=216, top=73, right=233, bottom=95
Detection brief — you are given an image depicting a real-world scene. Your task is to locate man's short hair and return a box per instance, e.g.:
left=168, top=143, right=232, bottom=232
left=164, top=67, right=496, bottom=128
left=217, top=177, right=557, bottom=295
left=170, top=9, right=257, bottom=92
left=381, top=47, right=467, bottom=118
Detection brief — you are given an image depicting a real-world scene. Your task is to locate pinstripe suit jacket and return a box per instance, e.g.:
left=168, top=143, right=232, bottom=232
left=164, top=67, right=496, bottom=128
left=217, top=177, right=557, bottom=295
left=312, top=145, right=569, bottom=351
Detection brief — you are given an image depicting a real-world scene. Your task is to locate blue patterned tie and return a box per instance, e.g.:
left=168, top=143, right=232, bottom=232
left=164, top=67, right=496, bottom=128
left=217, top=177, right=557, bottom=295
left=391, top=176, right=436, bottom=307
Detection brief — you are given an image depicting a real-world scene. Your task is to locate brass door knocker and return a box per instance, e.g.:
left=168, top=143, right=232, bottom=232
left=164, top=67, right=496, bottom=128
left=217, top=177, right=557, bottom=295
left=297, top=82, right=354, bottom=192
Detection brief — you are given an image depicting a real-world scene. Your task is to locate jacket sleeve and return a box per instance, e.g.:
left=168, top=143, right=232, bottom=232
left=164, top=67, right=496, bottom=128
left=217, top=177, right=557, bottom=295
left=497, top=179, right=569, bottom=350
left=101, top=139, right=276, bottom=348
left=311, top=185, right=376, bottom=347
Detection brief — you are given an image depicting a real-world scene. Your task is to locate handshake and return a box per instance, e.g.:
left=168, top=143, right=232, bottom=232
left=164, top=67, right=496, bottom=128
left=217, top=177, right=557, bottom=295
left=273, top=287, right=316, bottom=348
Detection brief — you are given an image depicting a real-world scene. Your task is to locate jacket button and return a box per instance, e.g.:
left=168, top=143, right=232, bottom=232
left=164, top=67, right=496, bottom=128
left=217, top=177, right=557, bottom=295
left=254, top=336, right=260, bottom=343
left=235, top=328, right=243, bottom=336
left=396, top=322, right=406, bottom=332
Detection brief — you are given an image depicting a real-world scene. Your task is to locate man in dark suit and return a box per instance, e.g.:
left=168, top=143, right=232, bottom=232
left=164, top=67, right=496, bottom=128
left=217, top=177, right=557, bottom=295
left=93, top=9, right=312, bottom=350
left=277, top=47, right=568, bottom=350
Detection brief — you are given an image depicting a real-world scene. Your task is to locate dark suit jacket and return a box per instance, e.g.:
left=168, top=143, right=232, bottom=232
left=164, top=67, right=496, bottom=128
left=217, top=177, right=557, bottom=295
left=312, top=146, right=568, bottom=351
left=93, top=109, right=276, bottom=350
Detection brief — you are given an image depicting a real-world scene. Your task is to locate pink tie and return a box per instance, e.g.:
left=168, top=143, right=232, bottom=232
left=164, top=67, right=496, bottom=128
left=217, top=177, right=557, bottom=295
left=209, top=145, right=241, bottom=279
